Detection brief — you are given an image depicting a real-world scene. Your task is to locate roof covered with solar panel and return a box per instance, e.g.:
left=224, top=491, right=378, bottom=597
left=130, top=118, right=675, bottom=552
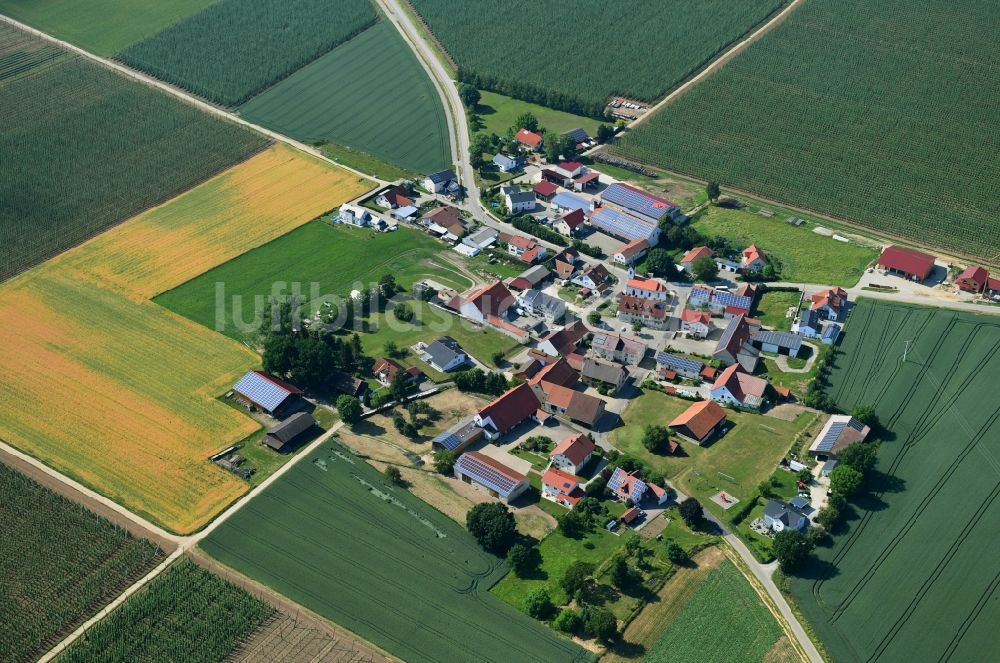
left=600, top=182, right=678, bottom=222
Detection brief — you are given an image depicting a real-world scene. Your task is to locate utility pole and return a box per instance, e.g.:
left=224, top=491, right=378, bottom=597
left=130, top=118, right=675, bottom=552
left=903, top=339, right=913, bottom=362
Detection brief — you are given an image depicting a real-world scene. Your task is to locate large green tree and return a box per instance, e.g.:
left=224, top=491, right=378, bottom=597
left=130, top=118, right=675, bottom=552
left=466, top=502, right=517, bottom=555
left=773, top=529, right=812, bottom=574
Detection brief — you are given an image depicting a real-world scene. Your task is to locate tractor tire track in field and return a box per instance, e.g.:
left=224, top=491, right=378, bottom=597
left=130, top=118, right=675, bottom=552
left=938, top=564, right=1000, bottom=663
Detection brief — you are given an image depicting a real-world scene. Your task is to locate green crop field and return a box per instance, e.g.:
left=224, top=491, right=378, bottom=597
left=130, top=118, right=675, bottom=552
left=154, top=221, right=518, bottom=372
left=0, top=461, right=164, bottom=663
left=118, top=0, right=376, bottom=106
left=694, top=206, right=878, bottom=287
left=409, top=0, right=786, bottom=116
left=611, top=0, right=1000, bottom=263
left=0, top=0, right=216, bottom=55
left=0, top=24, right=269, bottom=282
left=200, top=441, right=591, bottom=663
left=240, top=21, right=451, bottom=174
left=58, top=558, right=273, bottom=663
left=788, top=299, right=1000, bottom=662
left=646, top=560, right=784, bottom=662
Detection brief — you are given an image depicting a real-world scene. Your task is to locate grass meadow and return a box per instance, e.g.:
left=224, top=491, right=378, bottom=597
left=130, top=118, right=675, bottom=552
left=612, top=390, right=817, bottom=521
left=0, top=462, right=165, bottom=663
left=240, top=21, right=451, bottom=175
left=0, top=23, right=269, bottom=282
left=0, top=0, right=216, bottom=55
left=474, top=90, right=601, bottom=137
left=0, top=145, right=371, bottom=534
left=410, top=0, right=785, bottom=116
left=612, top=0, right=1000, bottom=263
left=156, top=221, right=520, bottom=374
left=693, top=206, right=878, bottom=287
left=789, top=299, right=1000, bottom=661
left=754, top=290, right=803, bottom=331
left=645, top=559, right=786, bottom=662
left=200, top=440, right=591, bottom=663
left=118, top=0, right=377, bottom=106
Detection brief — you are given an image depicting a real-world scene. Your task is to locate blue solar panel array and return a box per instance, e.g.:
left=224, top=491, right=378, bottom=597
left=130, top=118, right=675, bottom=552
left=564, top=128, right=589, bottom=143
left=608, top=467, right=646, bottom=503
left=823, top=323, right=841, bottom=342
left=602, top=183, right=676, bottom=221
left=432, top=432, right=462, bottom=450
left=233, top=371, right=293, bottom=412
left=456, top=453, right=520, bottom=496
left=714, top=291, right=753, bottom=310
left=591, top=207, right=657, bottom=242
left=655, top=352, right=704, bottom=374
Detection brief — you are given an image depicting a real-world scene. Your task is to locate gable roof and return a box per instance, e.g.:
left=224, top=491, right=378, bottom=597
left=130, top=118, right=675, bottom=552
left=956, top=265, right=988, bottom=284
left=266, top=412, right=316, bottom=446
left=380, top=184, right=413, bottom=207
left=810, top=287, right=847, bottom=312
left=559, top=208, right=586, bottom=229
left=556, top=160, right=583, bottom=172
left=763, top=499, right=806, bottom=526
left=809, top=415, right=870, bottom=455
left=680, top=308, right=710, bottom=325
left=715, top=315, right=753, bottom=358
left=627, top=275, right=666, bottom=292
left=655, top=352, right=704, bottom=375
left=492, top=153, right=521, bottom=169
left=877, top=245, right=935, bottom=277
left=233, top=371, right=302, bottom=412
left=533, top=180, right=559, bottom=197
left=711, top=364, right=769, bottom=405
left=541, top=383, right=605, bottom=424
left=578, top=263, right=612, bottom=288
left=551, top=433, right=595, bottom=466
left=528, top=357, right=579, bottom=388
left=424, top=205, right=464, bottom=228
left=752, top=329, right=803, bottom=355
left=581, top=357, right=627, bottom=385
left=427, top=169, right=455, bottom=184
left=742, top=244, right=765, bottom=264
left=514, top=128, right=543, bottom=148
left=456, top=451, right=527, bottom=497
left=608, top=467, right=648, bottom=503
left=602, top=182, right=677, bottom=221
left=590, top=206, right=658, bottom=242
left=465, top=281, right=515, bottom=317
left=477, top=383, right=540, bottom=434
left=681, top=246, right=713, bottom=263
left=540, top=320, right=589, bottom=355
left=669, top=400, right=726, bottom=440
left=551, top=192, right=590, bottom=212
left=425, top=336, right=464, bottom=367
left=542, top=466, right=581, bottom=492
left=616, top=238, right=650, bottom=259
left=618, top=294, right=668, bottom=320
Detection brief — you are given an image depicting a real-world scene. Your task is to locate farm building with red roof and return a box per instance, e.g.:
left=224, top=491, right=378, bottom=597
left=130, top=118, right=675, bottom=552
left=454, top=451, right=529, bottom=504
left=955, top=265, right=989, bottom=293
left=550, top=433, right=595, bottom=474
left=514, top=128, right=543, bottom=150
left=533, top=180, right=559, bottom=200
left=474, top=383, right=541, bottom=439
left=877, top=246, right=936, bottom=281
left=459, top=281, right=515, bottom=322
left=669, top=400, right=728, bottom=445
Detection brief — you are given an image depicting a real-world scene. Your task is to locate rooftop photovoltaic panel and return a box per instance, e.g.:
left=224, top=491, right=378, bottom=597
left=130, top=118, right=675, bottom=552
left=714, top=291, right=752, bottom=310
left=432, top=432, right=462, bottom=450
left=655, top=352, right=704, bottom=374
left=815, top=421, right=848, bottom=453
left=456, top=454, right=519, bottom=496
left=233, top=372, right=293, bottom=412
left=602, top=182, right=677, bottom=221
left=823, top=323, right=841, bottom=340
left=591, top=207, right=657, bottom=242
left=608, top=467, right=627, bottom=491
left=564, top=128, right=589, bottom=142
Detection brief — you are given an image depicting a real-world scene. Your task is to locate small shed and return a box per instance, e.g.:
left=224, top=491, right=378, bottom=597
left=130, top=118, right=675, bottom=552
left=264, top=412, right=316, bottom=453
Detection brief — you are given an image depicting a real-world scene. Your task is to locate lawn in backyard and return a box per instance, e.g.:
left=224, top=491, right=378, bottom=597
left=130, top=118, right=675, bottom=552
left=200, top=440, right=589, bottom=663
left=753, top=290, right=802, bottom=331
left=0, top=0, right=216, bottom=55
left=611, top=390, right=817, bottom=519
left=787, top=299, right=1000, bottom=662
left=474, top=90, right=601, bottom=137
left=240, top=21, right=450, bottom=174
left=692, top=206, right=877, bottom=287
left=155, top=222, right=518, bottom=371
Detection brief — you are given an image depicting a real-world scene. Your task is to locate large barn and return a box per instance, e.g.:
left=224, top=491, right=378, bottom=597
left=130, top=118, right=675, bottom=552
left=877, top=245, right=935, bottom=281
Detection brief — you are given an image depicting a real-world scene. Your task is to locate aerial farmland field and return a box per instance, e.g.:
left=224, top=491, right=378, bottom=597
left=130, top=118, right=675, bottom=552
left=408, top=0, right=787, bottom=116
left=117, top=0, right=377, bottom=106
left=0, top=0, right=216, bottom=55
left=200, top=440, right=591, bottom=663
left=0, top=461, right=165, bottom=663
left=611, top=0, right=1000, bottom=263
left=156, top=221, right=520, bottom=374
left=58, top=558, right=274, bottom=663
left=0, top=145, right=371, bottom=534
left=240, top=21, right=451, bottom=175
left=789, top=299, right=1000, bottom=661
left=0, top=23, right=269, bottom=282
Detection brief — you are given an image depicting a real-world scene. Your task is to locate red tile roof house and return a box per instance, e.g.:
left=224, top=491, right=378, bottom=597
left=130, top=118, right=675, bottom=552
left=374, top=183, right=413, bottom=209
left=458, top=281, right=515, bottom=323
left=680, top=246, right=713, bottom=272
left=474, top=383, right=541, bottom=440
left=680, top=308, right=712, bottom=338
left=537, top=320, right=590, bottom=357
left=372, top=357, right=423, bottom=387
left=541, top=467, right=585, bottom=508
left=533, top=381, right=607, bottom=429
left=527, top=357, right=580, bottom=390
left=514, top=128, right=543, bottom=151
left=741, top=244, right=767, bottom=272
left=955, top=265, right=989, bottom=293
left=423, top=205, right=466, bottom=237
left=617, top=294, right=669, bottom=330
left=549, top=433, right=596, bottom=474
left=454, top=451, right=530, bottom=504
left=669, top=400, right=728, bottom=446
left=709, top=364, right=770, bottom=410
left=612, top=238, right=650, bottom=267
left=554, top=209, right=586, bottom=237
left=608, top=467, right=669, bottom=506
left=877, top=245, right=936, bottom=281
left=988, top=277, right=1000, bottom=298
left=810, top=287, right=849, bottom=321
